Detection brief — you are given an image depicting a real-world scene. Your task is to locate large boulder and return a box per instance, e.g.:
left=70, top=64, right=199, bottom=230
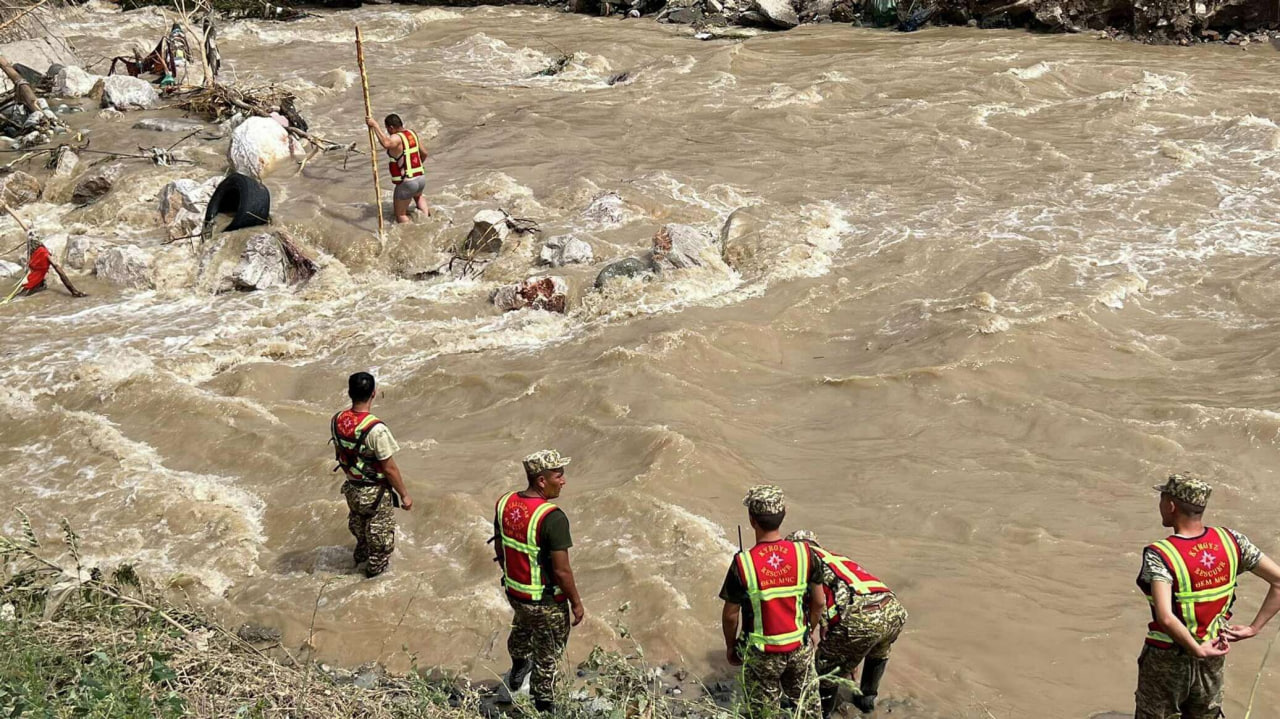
left=539, top=236, right=593, bottom=267
left=71, top=164, right=123, bottom=205
left=159, top=178, right=219, bottom=226
left=492, top=276, right=569, bottom=313
left=64, top=235, right=105, bottom=271
left=461, top=209, right=511, bottom=255
left=594, top=256, right=654, bottom=289
left=752, top=0, right=800, bottom=27
left=231, top=233, right=286, bottom=291
left=651, top=223, right=717, bottom=270
left=0, top=169, right=42, bottom=208
left=228, top=116, right=294, bottom=179
left=0, top=38, right=78, bottom=93
left=51, top=66, right=102, bottom=98
left=94, top=244, right=154, bottom=289
left=101, top=75, right=159, bottom=110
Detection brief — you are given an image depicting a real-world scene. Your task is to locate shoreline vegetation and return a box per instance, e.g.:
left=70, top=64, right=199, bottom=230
left=0, top=518, right=756, bottom=719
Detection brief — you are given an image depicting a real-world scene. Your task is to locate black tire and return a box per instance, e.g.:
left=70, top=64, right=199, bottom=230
left=203, top=172, right=270, bottom=237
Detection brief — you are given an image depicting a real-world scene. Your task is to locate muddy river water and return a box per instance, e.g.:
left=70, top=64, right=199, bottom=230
left=3, top=3, right=1280, bottom=716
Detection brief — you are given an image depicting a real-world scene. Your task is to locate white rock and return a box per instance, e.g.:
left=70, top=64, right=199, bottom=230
left=0, top=38, right=78, bottom=93
left=101, top=75, right=159, bottom=110
left=94, top=244, right=154, bottom=289
left=228, top=116, right=294, bottom=179
left=539, top=236, right=593, bottom=267
left=0, top=169, right=42, bottom=208
left=464, top=209, right=511, bottom=254
left=134, top=118, right=205, bottom=133
left=50, top=148, right=78, bottom=179
left=51, top=66, right=101, bottom=98
left=231, top=233, right=286, bottom=291
left=0, top=259, right=22, bottom=277
left=581, top=192, right=629, bottom=226
left=651, top=223, right=717, bottom=270
left=492, top=276, right=569, bottom=313
left=159, top=178, right=218, bottom=225
left=753, top=0, right=799, bottom=27
left=64, top=235, right=103, bottom=271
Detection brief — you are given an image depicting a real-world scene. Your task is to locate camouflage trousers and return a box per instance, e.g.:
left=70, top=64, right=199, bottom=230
left=1135, top=644, right=1225, bottom=719
left=507, top=597, right=570, bottom=704
left=740, top=642, right=820, bottom=719
left=815, top=594, right=908, bottom=687
left=342, top=481, right=396, bottom=577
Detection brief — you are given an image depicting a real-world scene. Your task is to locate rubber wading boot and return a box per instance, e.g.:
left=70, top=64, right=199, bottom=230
left=820, top=684, right=840, bottom=718
left=534, top=699, right=555, bottom=714
left=497, top=658, right=532, bottom=703
left=851, top=657, right=889, bottom=713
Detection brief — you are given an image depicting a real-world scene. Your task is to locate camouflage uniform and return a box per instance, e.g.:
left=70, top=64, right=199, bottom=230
left=343, top=481, right=396, bottom=576
left=507, top=598, right=571, bottom=705
left=815, top=595, right=907, bottom=676
left=1134, top=474, right=1245, bottom=719
left=741, top=642, right=820, bottom=719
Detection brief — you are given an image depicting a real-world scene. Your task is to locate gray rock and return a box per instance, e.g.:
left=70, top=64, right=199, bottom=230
left=492, top=276, right=569, bottom=313
left=651, top=223, right=716, bottom=270
left=594, top=256, right=654, bottom=289
left=51, top=65, right=101, bottom=98
left=235, top=623, right=282, bottom=644
left=0, top=38, right=78, bottom=93
left=231, top=233, right=287, bottom=291
left=752, top=0, right=799, bottom=27
left=462, top=209, right=511, bottom=255
left=64, top=235, right=104, bottom=271
left=94, top=245, right=154, bottom=289
left=134, top=118, right=206, bottom=133
left=581, top=192, right=628, bottom=226
left=0, top=259, right=22, bottom=277
left=101, top=75, right=159, bottom=110
left=50, top=147, right=78, bottom=179
left=665, top=6, right=703, bottom=22
left=159, top=178, right=218, bottom=226
left=539, top=236, right=594, bottom=267
left=72, top=164, right=122, bottom=205
left=0, top=169, right=42, bottom=208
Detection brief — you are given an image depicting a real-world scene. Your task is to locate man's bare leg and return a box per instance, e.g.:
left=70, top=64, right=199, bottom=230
left=414, top=193, right=430, bottom=217
left=393, top=197, right=412, bottom=224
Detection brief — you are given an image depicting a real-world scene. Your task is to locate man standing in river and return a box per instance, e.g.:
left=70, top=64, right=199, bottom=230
left=365, top=113, right=429, bottom=223
left=786, top=529, right=907, bottom=716
left=721, top=485, right=825, bottom=718
left=493, top=449, right=585, bottom=714
left=1134, top=473, right=1280, bottom=718
left=330, top=372, right=412, bottom=578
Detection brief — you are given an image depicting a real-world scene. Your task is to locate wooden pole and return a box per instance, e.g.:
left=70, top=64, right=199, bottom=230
left=355, top=26, right=385, bottom=238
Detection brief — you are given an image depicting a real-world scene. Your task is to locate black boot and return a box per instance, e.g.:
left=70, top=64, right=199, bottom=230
left=533, top=699, right=555, bottom=714
left=850, top=657, right=888, bottom=714
left=820, top=683, right=839, bottom=718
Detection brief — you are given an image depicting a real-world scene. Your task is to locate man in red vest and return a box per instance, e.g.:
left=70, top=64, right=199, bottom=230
left=720, top=485, right=825, bottom=718
left=330, top=372, right=413, bottom=578
left=1135, top=473, right=1280, bottom=718
left=787, top=529, right=907, bottom=716
left=365, top=113, right=430, bottom=224
left=493, top=449, right=584, bottom=714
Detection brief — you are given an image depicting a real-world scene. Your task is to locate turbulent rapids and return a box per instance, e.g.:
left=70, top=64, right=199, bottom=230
left=3, top=2, right=1280, bottom=716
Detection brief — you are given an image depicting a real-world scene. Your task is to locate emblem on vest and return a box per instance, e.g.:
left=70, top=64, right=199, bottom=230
left=337, top=413, right=358, bottom=435
left=504, top=504, right=529, bottom=535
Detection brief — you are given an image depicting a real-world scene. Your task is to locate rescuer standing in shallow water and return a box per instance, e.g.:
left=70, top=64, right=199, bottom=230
left=786, top=529, right=907, bottom=716
left=493, top=450, right=585, bottom=714
left=330, top=372, right=413, bottom=578
left=366, top=113, right=429, bottom=224
left=721, top=485, right=825, bottom=718
left=1134, top=473, right=1280, bottom=718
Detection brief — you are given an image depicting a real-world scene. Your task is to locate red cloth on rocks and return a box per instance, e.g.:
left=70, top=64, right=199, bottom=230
left=23, top=245, right=49, bottom=291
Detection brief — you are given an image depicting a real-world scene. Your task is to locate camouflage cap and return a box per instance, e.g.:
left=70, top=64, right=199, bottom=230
left=743, top=484, right=786, bottom=515
left=785, top=529, right=818, bottom=544
left=523, top=449, right=571, bottom=475
left=1154, top=472, right=1211, bottom=508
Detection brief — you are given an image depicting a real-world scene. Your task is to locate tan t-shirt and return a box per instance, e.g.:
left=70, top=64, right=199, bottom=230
left=365, top=423, right=399, bottom=461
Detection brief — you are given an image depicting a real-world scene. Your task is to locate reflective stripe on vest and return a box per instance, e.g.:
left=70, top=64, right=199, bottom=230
left=388, top=130, right=425, bottom=184
left=331, top=412, right=386, bottom=484
left=810, top=545, right=889, bottom=624
left=496, top=491, right=564, bottom=602
left=1143, top=527, right=1239, bottom=647
left=737, top=541, right=809, bottom=653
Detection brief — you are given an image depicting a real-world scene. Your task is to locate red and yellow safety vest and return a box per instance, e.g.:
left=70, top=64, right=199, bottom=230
left=810, top=545, right=890, bottom=624
left=1141, top=527, right=1240, bottom=649
left=330, top=410, right=386, bottom=485
left=387, top=130, right=425, bottom=185
left=496, top=491, right=566, bottom=602
left=736, top=540, right=811, bottom=653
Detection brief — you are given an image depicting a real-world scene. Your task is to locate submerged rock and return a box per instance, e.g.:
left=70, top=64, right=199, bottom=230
left=0, top=169, right=42, bottom=208
left=101, top=75, right=159, bottom=110
left=228, top=116, right=294, bottom=179
left=51, top=65, right=101, bottom=98
left=651, top=223, right=717, bottom=270
left=581, top=192, right=629, bottom=226
left=539, top=236, right=594, bottom=267
left=95, top=244, right=154, bottom=289
left=594, top=256, right=654, bottom=289
left=134, top=118, right=206, bottom=133
left=493, top=275, right=569, bottom=313
left=231, top=233, right=287, bottom=291
left=0, top=259, right=22, bottom=277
